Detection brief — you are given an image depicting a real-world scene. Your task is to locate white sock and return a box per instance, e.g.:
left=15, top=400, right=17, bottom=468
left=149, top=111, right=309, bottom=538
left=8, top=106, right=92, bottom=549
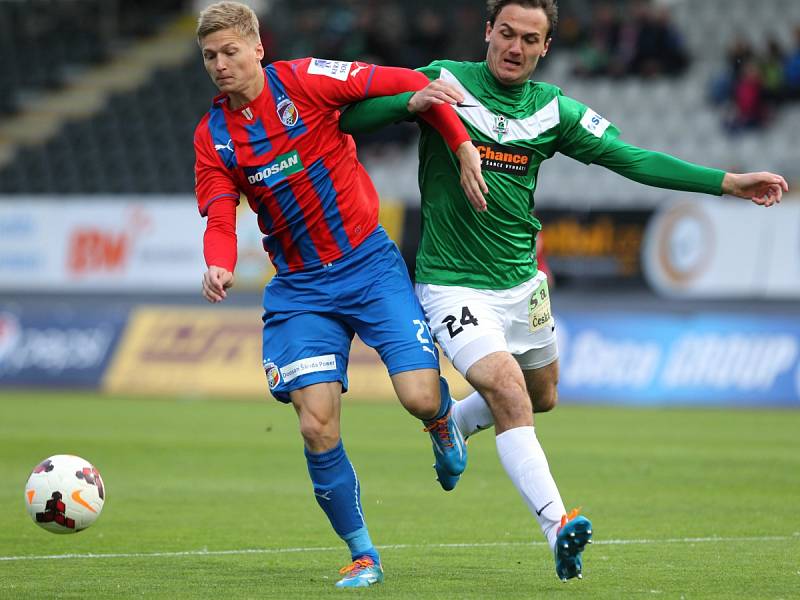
left=496, top=426, right=566, bottom=549
left=453, top=391, right=494, bottom=437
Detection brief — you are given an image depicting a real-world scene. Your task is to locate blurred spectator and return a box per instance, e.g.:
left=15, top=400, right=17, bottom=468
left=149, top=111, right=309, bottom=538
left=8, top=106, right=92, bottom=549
left=761, top=38, right=785, bottom=106
left=785, top=26, right=800, bottom=100
left=726, top=60, right=769, bottom=132
left=628, top=4, right=689, bottom=77
left=572, top=1, right=688, bottom=79
left=362, top=3, right=411, bottom=66
left=444, top=4, right=487, bottom=62
left=710, top=38, right=755, bottom=106
left=408, top=8, right=452, bottom=67
left=572, top=3, right=620, bottom=78
left=709, top=27, right=800, bottom=133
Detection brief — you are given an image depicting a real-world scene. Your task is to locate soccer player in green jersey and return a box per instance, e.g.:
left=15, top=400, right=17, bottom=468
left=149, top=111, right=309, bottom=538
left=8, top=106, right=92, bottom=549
left=339, top=0, right=787, bottom=582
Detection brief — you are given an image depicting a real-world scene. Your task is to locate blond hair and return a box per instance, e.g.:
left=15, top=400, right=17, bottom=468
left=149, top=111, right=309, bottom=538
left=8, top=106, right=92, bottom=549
left=197, top=1, right=260, bottom=44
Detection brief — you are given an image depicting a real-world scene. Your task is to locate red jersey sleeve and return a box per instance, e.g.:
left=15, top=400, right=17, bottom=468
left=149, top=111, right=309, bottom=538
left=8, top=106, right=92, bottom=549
left=194, top=120, right=239, bottom=271
left=293, top=58, right=469, bottom=151
left=194, top=120, right=240, bottom=216
left=203, top=198, right=237, bottom=272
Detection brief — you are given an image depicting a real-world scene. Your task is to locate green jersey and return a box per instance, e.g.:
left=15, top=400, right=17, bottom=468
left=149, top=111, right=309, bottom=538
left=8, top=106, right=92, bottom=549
left=414, top=60, right=620, bottom=289
left=339, top=60, right=725, bottom=290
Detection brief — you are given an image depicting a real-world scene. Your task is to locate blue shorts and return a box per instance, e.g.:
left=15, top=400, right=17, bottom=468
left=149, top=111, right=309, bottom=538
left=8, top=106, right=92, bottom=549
left=262, top=226, right=439, bottom=402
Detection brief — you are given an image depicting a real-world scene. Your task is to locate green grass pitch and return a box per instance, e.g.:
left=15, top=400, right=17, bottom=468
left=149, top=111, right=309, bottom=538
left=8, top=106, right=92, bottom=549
left=0, top=392, right=798, bottom=599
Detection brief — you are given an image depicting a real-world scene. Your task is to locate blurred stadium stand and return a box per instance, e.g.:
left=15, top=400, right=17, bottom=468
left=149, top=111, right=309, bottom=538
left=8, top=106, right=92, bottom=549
left=1, top=0, right=798, bottom=203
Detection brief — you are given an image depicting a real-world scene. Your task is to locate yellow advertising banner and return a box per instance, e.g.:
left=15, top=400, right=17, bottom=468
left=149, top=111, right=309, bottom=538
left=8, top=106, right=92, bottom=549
left=104, top=306, right=471, bottom=401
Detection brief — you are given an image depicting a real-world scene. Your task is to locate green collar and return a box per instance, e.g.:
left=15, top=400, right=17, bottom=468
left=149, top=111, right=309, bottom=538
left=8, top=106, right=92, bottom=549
left=477, top=61, right=531, bottom=115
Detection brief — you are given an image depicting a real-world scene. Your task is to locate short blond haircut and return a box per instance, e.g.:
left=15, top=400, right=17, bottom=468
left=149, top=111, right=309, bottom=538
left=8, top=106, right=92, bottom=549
left=197, top=1, right=260, bottom=44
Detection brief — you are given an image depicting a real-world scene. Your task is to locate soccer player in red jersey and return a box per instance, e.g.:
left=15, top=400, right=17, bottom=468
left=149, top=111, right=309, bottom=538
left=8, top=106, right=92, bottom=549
left=193, top=2, right=488, bottom=588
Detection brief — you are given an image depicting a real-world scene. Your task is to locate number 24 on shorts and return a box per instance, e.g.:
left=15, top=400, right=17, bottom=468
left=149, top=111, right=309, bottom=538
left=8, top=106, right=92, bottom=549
left=442, top=306, right=479, bottom=339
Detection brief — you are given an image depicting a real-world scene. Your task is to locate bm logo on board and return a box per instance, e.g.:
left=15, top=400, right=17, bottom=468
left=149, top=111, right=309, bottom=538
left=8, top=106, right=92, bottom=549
left=472, top=141, right=532, bottom=176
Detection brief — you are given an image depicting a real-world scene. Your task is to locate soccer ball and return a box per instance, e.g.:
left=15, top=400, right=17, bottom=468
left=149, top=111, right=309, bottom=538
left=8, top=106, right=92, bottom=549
left=24, top=455, right=105, bottom=534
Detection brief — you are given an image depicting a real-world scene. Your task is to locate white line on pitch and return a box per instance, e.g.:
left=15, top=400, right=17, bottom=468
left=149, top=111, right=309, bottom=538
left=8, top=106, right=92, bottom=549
left=1, top=534, right=798, bottom=562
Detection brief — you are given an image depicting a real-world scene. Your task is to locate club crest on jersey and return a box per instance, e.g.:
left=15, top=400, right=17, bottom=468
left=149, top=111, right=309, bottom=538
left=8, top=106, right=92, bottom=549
left=277, top=98, right=299, bottom=127
left=264, top=361, right=281, bottom=389
left=493, top=114, right=509, bottom=141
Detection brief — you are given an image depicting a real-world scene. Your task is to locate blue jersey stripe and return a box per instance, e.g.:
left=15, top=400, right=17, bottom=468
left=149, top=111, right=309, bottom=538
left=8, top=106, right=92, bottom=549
left=363, top=65, right=377, bottom=98
left=265, top=65, right=307, bottom=140
left=245, top=117, right=272, bottom=156
left=307, top=159, right=352, bottom=255
left=271, top=185, right=320, bottom=267
left=257, top=205, right=289, bottom=273
left=208, top=105, right=237, bottom=169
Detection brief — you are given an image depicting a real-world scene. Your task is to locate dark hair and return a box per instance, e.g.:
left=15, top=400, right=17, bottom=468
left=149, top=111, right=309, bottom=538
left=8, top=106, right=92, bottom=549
left=486, top=0, right=558, bottom=37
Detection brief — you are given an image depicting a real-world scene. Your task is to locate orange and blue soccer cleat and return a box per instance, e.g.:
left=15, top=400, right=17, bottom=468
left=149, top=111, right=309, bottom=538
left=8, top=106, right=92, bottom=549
left=335, top=556, right=384, bottom=588
left=423, top=400, right=467, bottom=491
left=554, top=508, right=593, bottom=582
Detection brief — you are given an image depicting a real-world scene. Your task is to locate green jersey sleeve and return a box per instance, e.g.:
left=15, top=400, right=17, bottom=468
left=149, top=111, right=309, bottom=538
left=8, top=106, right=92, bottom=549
left=593, top=137, right=725, bottom=195
left=557, top=95, right=620, bottom=164
left=338, top=92, right=415, bottom=134
left=337, top=63, right=444, bottom=135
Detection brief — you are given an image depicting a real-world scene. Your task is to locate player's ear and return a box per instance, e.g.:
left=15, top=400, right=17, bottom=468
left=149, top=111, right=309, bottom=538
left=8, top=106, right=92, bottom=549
left=542, top=37, right=552, bottom=56
left=485, top=21, right=492, bottom=43
left=255, top=41, right=264, bottom=61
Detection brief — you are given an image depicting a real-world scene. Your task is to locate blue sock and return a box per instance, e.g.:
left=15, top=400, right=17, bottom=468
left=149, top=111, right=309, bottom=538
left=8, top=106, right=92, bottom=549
left=305, top=440, right=380, bottom=564
left=426, top=376, right=453, bottom=423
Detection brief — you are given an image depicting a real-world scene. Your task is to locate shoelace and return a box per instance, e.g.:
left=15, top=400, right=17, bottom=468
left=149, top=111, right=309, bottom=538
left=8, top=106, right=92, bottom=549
left=339, top=557, right=375, bottom=576
left=423, top=414, right=454, bottom=448
left=559, top=507, right=582, bottom=530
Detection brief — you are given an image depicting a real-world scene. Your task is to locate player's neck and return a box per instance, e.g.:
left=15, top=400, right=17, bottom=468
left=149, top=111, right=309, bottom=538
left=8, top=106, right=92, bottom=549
left=227, top=71, right=266, bottom=110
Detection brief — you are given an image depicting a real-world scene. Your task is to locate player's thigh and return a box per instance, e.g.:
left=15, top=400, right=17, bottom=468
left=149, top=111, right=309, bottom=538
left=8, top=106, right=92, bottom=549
left=346, top=244, right=439, bottom=376
left=415, top=283, right=508, bottom=376
left=262, top=311, right=353, bottom=404
left=464, top=351, right=532, bottom=431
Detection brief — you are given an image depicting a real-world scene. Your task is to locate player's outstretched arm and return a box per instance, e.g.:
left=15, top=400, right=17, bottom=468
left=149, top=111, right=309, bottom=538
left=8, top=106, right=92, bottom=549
left=721, top=172, right=788, bottom=206
left=591, top=137, right=787, bottom=205
left=340, top=79, right=487, bottom=211
left=339, top=93, right=415, bottom=134
left=339, top=80, right=464, bottom=134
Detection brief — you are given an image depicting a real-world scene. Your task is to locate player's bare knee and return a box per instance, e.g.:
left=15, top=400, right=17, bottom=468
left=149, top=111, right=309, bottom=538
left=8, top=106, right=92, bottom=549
left=298, top=415, right=338, bottom=450
left=397, top=387, right=439, bottom=420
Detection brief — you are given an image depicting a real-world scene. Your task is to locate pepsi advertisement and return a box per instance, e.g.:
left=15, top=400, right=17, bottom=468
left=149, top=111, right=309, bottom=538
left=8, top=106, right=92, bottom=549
left=0, top=306, right=128, bottom=388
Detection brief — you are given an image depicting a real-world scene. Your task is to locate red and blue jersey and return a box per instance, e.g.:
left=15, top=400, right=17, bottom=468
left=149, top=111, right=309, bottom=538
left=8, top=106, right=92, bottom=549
left=194, top=58, right=468, bottom=275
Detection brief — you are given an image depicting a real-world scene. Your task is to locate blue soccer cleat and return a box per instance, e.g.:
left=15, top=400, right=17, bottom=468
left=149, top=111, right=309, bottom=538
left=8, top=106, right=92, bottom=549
left=433, top=461, right=460, bottom=491
left=423, top=400, right=467, bottom=481
left=335, top=556, right=384, bottom=588
left=554, top=509, right=593, bottom=582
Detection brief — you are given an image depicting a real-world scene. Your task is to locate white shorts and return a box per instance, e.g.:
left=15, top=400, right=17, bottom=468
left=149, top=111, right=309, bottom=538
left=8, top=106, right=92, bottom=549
left=415, top=270, right=558, bottom=376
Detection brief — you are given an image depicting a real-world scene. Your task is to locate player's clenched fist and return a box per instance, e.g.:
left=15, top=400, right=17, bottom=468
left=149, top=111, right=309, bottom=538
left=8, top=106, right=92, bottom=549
left=202, top=265, right=234, bottom=303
